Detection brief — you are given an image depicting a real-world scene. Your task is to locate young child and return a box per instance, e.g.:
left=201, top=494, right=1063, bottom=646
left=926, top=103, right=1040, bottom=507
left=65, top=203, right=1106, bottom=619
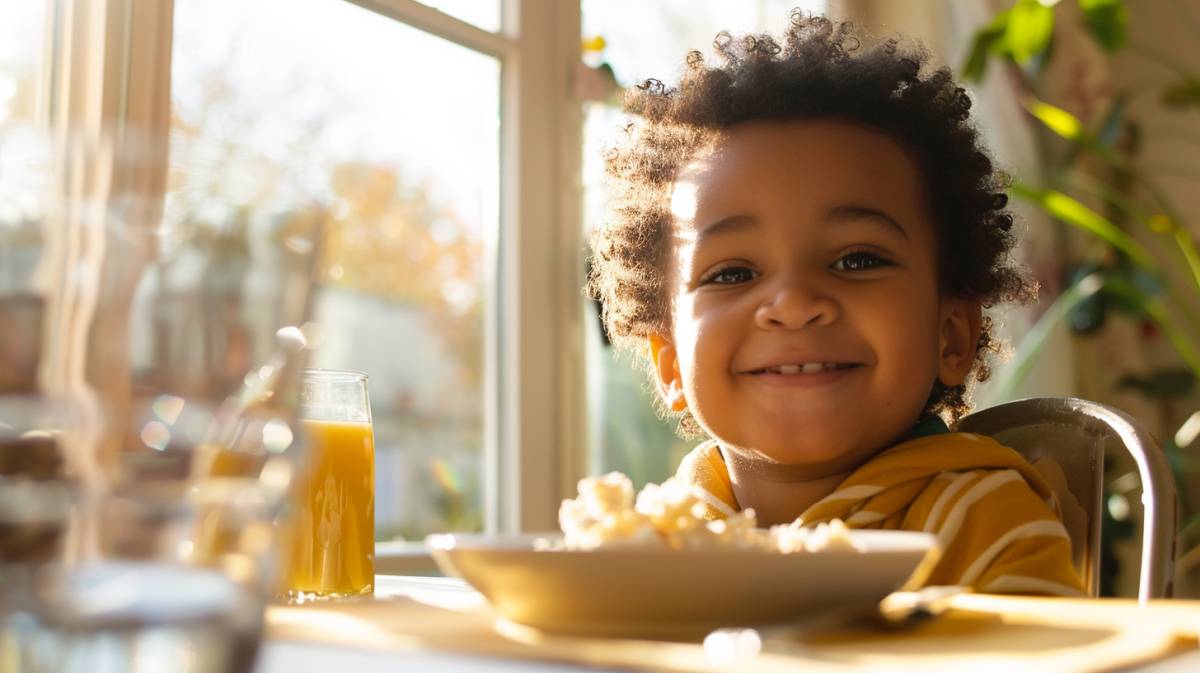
left=587, top=13, right=1085, bottom=596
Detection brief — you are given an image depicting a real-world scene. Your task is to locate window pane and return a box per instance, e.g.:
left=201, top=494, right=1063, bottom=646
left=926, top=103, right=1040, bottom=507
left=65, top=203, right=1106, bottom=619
left=169, top=0, right=498, bottom=541
left=0, top=0, right=48, bottom=217
left=0, top=2, right=44, bottom=131
left=580, top=0, right=825, bottom=488
left=416, top=0, right=501, bottom=33
left=582, top=1, right=825, bottom=86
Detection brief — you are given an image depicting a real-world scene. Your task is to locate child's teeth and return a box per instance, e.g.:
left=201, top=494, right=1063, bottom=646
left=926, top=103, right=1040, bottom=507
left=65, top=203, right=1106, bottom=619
left=768, top=363, right=846, bottom=374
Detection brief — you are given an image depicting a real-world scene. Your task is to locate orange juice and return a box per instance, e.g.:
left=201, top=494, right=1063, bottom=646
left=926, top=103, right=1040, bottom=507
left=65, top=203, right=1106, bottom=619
left=283, top=418, right=375, bottom=596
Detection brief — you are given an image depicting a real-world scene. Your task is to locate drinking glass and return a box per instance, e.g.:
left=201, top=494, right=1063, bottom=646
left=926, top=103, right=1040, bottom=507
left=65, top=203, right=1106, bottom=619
left=281, top=369, right=375, bottom=599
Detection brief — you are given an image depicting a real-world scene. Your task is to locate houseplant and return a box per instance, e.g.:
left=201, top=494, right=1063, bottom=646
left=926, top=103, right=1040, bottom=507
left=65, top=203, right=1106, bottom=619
left=961, top=0, right=1200, bottom=594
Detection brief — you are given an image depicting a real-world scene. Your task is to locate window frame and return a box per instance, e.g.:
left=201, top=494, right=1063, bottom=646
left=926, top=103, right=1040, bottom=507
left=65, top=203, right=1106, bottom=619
left=345, top=0, right=586, bottom=538
left=47, top=0, right=586, bottom=563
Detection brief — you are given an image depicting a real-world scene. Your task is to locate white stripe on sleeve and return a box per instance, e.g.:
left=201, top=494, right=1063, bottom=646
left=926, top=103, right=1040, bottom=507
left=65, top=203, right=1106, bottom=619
left=957, top=519, right=1071, bottom=586
left=932, top=470, right=1023, bottom=546
left=845, top=510, right=886, bottom=526
left=813, top=484, right=885, bottom=505
left=687, top=485, right=737, bottom=518
left=922, top=471, right=975, bottom=533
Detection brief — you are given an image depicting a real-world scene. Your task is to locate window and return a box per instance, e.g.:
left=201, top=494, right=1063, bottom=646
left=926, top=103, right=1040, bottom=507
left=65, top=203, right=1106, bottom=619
left=169, top=0, right=502, bottom=542
left=167, top=0, right=583, bottom=545
left=4, top=0, right=582, bottom=559
left=409, top=0, right=501, bottom=32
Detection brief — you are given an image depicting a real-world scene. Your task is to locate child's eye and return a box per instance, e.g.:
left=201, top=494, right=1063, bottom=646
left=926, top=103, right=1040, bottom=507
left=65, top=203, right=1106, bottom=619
left=701, top=265, right=757, bottom=285
left=831, top=251, right=892, bottom=272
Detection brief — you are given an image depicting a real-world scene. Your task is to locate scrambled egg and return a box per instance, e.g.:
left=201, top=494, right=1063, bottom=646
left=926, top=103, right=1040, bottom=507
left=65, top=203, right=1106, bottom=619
left=557, top=472, right=861, bottom=553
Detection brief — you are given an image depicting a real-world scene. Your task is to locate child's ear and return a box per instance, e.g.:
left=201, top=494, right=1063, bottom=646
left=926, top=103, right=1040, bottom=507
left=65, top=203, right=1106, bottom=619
left=648, top=334, right=688, bottom=412
left=937, top=299, right=983, bottom=387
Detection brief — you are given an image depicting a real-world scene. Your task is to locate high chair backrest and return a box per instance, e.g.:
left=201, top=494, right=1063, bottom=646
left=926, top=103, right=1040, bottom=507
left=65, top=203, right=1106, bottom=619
left=957, top=397, right=1177, bottom=600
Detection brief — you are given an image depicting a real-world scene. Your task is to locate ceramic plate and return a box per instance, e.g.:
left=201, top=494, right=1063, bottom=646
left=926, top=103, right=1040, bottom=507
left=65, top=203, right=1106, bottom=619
left=425, top=531, right=939, bottom=638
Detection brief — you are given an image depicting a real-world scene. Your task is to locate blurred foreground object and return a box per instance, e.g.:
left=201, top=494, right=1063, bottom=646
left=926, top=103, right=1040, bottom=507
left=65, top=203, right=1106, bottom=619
left=0, top=125, right=323, bottom=673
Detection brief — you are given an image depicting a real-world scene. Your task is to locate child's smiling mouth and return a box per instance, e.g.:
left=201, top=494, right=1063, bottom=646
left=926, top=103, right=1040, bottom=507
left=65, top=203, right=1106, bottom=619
left=749, top=362, right=859, bottom=374
left=739, top=359, right=865, bottom=387
left=734, top=352, right=868, bottom=388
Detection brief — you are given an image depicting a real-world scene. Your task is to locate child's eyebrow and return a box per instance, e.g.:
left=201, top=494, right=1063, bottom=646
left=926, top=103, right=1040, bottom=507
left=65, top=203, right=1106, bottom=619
left=826, top=205, right=909, bottom=240
left=691, top=206, right=908, bottom=245
left=693, top=214, right=758, bottom=245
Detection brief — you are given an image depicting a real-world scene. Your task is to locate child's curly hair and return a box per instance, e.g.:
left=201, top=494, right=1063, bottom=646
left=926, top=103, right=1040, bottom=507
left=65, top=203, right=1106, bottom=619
left=587, top=12, right=1036, bottom=436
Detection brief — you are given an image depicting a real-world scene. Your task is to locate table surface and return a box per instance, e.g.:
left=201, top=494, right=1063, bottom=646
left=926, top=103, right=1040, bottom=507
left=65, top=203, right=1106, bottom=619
left=260, top=577, right=625, bottom=673
left=256, top=576, right=1200, bottom=673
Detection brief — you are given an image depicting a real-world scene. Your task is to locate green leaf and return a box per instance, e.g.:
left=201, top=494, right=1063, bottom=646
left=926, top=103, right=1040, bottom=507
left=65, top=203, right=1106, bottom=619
left=1103, top=275, right=1200, bottom=377
left=1010, top=183, right=1155, bottom=268
left=1006, top=0, right=1056, bottom=66
left=1023, top=98, right=1084, bottom=140
left=962, top=29, right=1002, bottom=81
left=1104, top=263, right=1166, bottom=318
left=991, top=271, right=1104, bottom=399
left=1078, top=0, right=1128, bottom=50
left=961, top=10, right=1011, bottom=82
left=1116, top=368, right=1197, bottom=399
left=989, top=33, right=1015, bottom=59
left=1162, top=80, right=1200, bottom=108
left=1033, top=106, right=1130, bottom=171
left=1025, top=34, right=1058, bottom=74
left=1129, top=265, right=1165, bottom=297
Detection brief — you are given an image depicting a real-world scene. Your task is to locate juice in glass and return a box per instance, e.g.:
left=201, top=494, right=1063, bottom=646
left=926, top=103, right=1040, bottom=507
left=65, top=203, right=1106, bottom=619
left=282, top=370, right=375, bottom=597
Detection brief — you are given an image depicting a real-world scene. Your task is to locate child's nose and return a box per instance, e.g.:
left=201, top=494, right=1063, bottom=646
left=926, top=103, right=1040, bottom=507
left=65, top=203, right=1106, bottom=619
left=753, top=275, right=839, bottom=330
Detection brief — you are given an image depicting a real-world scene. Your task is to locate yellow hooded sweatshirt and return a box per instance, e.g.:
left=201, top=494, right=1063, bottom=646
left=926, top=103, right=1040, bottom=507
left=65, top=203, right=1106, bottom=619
left=675, top=431, right=1087, bottom=596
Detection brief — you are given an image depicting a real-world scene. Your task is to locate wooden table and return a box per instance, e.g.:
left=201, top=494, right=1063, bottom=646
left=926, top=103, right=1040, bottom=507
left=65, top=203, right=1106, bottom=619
left=258, top=576, right=1200, bottom=673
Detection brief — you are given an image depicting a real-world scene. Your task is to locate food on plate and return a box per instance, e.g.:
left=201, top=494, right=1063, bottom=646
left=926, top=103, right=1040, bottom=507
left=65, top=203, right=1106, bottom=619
left=555, top=472, right=862, bottom=553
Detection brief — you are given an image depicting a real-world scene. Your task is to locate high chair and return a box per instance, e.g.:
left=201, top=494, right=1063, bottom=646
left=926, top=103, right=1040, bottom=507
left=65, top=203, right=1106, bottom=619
left=958, top=397, right=1177, bottom=600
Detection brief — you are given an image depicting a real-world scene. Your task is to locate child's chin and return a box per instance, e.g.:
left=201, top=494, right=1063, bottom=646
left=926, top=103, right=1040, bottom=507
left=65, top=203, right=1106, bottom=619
left=744, top=433, right=866, bottom=468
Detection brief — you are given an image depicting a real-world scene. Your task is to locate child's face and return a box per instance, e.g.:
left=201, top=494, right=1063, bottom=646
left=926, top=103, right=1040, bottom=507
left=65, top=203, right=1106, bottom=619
left=651, top=119, right=980, bottom=477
